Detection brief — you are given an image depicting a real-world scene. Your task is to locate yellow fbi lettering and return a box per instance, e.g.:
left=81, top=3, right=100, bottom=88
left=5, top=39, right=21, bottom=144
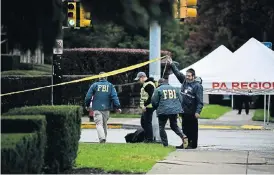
left=163, top=89, right=176, bottom=99
left=97, top=85, right=109, bottom=92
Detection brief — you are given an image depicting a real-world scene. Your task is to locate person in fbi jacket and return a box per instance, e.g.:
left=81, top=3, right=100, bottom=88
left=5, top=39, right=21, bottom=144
left=167, top=57, right=204, bottom=149
left=152, top=78, right=188, bottom=149
left=85, top=72, right=122, bottom=143
left=134, top=71, right=157, bottom=143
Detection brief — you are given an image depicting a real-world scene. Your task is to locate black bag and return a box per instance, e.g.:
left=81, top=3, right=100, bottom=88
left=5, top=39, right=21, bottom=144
left=125, top=128, right=145, bottom=143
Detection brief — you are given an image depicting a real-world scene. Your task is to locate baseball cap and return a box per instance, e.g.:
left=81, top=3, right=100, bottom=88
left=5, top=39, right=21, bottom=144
left=158, top=78, right=167, bottom=85
left=134, top=72, right=147, bottom=81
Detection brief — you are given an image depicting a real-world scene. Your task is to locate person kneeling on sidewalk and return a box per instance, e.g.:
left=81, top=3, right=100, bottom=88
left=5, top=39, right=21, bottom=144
left=152, top=78, right=188, bottom=149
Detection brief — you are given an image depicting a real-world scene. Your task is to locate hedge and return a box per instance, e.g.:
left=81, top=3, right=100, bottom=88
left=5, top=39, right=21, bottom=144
left=1, top=115, right=46, bottom=133
left=62, top=48, right=172, bottom=75
left=1, top=75, right=142, bottom=113
left=1, top=115, right=47, bottom=173
left=1, top=54, right=20, bottom=71
left=1, top=48, right=172, bottom=113
left=1, top=75, right=93, bottom=113
left=1, top=133, right=44, bottom=174
left=5, top=105, right=83, bottom=173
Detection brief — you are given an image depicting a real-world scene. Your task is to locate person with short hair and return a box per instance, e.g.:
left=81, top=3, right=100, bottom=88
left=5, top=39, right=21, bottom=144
left=134, top=72, right=156, bottom=143
left=168, top=57, right=204, bottom=149
left=152, top=78, right=188, bottom=148
left=85, top=72, right=121, bottom=143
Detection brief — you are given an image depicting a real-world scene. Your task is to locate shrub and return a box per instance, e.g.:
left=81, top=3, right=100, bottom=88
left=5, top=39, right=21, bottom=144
left=1, top=115, right=47, bottom=170
left=1, top=75, right=93, bottom=113
left=1, top=133, right=44, bottom=174
left=62, top=48, right=171, bottom=75
left=1, top=115, right=47, bottom=133
left=5, top=105, right=83, bottom=173
left=1, top=48, right=172, bottom=113
left=1, top=54, right=20, bottom=71
left=1, top=75, right=141, bottom=113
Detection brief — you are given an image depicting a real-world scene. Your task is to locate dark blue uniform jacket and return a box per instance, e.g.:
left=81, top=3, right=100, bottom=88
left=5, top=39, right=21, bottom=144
left=152, top=83, right=183, bottom=115
left=85, top=79, right=120, bottom=111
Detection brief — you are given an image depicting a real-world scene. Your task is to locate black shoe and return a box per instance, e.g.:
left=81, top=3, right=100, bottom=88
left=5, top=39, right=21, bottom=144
left=144, top=139, right=153, bottom=143
left=175, top=144, right=184, bottom=149
left=185, top=145, right=194, bottom=149
left=99, top=139, right=106, bottom=143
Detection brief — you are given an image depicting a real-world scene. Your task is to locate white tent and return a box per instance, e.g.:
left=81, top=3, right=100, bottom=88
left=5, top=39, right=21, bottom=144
left=169, top=38, right=274, bottom=127
left=168, top=45, right=233, bottom=91
left=211, top=38, right=274, bottom=95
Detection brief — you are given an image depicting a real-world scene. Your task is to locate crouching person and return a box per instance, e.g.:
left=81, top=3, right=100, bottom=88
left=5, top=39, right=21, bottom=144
left=152, top=78, right=188, bottom=149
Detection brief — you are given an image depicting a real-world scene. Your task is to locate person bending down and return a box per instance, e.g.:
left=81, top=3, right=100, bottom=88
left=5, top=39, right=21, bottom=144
left=152, top=78, right=188, bottom=149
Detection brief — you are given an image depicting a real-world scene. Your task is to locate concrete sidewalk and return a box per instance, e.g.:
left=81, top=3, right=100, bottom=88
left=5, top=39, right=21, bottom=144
left=81, top=115, right=274, bottom=130
left=147, top=150, right=274, bottom=174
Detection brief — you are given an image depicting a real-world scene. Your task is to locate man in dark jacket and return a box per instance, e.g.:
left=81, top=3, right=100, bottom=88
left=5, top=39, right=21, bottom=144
left=134, top=72, right=156, bottom=143
left=152, top=78, right=188, bottom=148
left=237, top=95, right=251, bottom=115
left=85, top=72, right=121, bottom=143
left=168, top=57, right=204, bottom=149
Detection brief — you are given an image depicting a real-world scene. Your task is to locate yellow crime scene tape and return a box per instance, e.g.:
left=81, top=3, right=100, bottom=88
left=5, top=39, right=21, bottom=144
left=1, top=56, right=167, bottom=97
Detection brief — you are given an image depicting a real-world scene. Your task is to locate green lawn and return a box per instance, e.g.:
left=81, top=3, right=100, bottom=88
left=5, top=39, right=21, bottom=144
left=1, top=70, right=50, bottom=76
left=110, top=113, right=140, bottom=118
left=76, top=143, right=174, bottom=173
left=200, top=104, right=231, bottom=119
left=109, top=105, right=231, bottom=119
left=252, top=109, right=274, bottom=123
left=1, top=64, right=51, bottom=76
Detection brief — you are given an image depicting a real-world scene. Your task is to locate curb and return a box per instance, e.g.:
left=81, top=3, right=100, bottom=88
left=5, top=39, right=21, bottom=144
left=81, top=122, right=268, bottom=130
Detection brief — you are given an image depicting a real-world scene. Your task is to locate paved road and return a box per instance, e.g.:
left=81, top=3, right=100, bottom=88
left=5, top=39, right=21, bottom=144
left=80, top=129, right=274, bottom=152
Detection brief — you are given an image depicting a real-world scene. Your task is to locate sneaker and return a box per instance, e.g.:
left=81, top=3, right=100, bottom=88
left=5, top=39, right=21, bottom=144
left=175, top=144, right=184, bottom=149
left=99, top=139, right=106, bottom=143
left=185, top=145, right=194, bottom=149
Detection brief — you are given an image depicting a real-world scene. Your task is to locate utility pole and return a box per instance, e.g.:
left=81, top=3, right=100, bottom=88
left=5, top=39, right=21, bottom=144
left=52, top=18, right=64, bottom=105
left=149, top=21, right=161, bottom=142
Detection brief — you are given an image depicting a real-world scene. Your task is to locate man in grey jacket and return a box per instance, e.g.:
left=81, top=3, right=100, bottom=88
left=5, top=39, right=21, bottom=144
left=168, top=57, right=203, bottom=149
left=152, top=78, right=188, bottom=148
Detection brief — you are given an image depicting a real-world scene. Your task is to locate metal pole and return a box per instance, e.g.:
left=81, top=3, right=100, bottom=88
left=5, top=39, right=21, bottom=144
left=263, top=95, right=266, bottom=128
left=267, top=95, right=271, bottom=124
left=51, top=57, right=54, bottom=105
left=52, top=26, right=64, bottom=105
left=149, top=21, right=161, bottom=142
left=231, top=95, right=234, bottom=109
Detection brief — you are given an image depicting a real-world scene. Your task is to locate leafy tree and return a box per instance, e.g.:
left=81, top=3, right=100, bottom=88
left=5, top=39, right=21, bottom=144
left=2, top=0, right=63, bottom=54
left=63, top=20, right=196, bottom=68
left=2, top=0, right=175, bottom=55
left=185, top=0, right=274, bottom=58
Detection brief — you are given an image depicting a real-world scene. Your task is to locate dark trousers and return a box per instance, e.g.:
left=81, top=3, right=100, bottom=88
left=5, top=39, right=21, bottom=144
left=182, top=113, right=198, bottom=148
left=238, top=101, right=250, bottom=114
left=141, top=108, right=154, bottom=142
left=158, top=114, right=184, bottom=146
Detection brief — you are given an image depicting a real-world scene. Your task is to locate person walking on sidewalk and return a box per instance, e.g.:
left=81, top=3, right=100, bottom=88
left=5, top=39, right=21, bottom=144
left=237, top=95, right=251, bottom=115
left=134, top=72, right=156, bottom=143
left=152, top=78, right=188, bottom=148
left=85, top=72, right=122, bottom=143
left=167, top=57, right=203, bottom=149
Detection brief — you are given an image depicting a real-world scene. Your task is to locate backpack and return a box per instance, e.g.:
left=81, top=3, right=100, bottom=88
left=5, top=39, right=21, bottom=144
left=124, top=128, right=145, bottom=143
